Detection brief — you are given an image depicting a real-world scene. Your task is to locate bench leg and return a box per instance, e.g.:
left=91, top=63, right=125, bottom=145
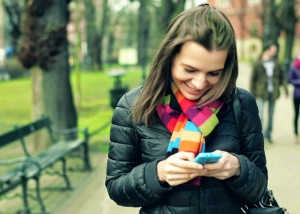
left=20, top=179, right=31, bottom=214
left=34, top=176, right=47, bottom=213
left=83, top=142, right=92, bottom=171
left=82, top=129, right=92, bottom=171
left=61, top=158, right=72, bottom=189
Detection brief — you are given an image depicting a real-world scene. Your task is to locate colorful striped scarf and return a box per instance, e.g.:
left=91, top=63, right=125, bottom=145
left=157, top=82, right=224, bottom=157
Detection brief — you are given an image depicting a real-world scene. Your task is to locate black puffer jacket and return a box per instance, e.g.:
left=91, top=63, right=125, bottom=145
left=105, top=87, right=268, bottom=214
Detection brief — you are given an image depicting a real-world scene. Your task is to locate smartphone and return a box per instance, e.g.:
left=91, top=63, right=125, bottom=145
left=194, top=152, right=222, bottom=164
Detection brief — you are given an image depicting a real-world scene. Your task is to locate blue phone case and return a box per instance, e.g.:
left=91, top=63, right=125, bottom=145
left=194, top=152, right=222, bottom=164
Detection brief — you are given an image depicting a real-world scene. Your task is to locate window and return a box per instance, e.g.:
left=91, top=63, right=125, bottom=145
left=216, top=0, right=231, bottom=8
left=247, top=0, right=261, bottom=6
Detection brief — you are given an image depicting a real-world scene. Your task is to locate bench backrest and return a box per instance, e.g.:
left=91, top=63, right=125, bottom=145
left=0, top=117, right=54, bottom=149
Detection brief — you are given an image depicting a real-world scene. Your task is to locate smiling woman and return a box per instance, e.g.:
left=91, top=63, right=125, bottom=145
left=105, top=4, right=267, bottom=214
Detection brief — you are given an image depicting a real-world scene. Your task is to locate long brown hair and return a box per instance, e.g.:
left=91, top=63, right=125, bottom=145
left=132, top=4, right=238, bottom=125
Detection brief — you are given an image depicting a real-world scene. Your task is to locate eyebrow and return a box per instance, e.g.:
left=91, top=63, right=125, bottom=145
left=210, top=69, right=224, bottom=73
left=182, top=63, right=224, bottom=73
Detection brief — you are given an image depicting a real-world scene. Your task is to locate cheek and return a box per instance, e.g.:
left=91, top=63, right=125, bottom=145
left=171, top=63, right=177, bottom=79
left=207, top=76, right=221, bottom=86
left=171, top=65, right=186, bottom=81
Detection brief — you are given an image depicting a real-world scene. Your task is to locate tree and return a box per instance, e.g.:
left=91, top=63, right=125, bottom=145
left=105, top=4, right=133, bottom=64
left=135, top=0, right=186, bottom=82
left=96, top=0, right=109, bottom=71
left=262, top=0, right=298, bottom=68
left=18, top=0, right=77, bottom=137
left=2, top=0, right=22, bottom=54
left=138, top=0, right=150, bottom=82
left=84, top=0, right=109, bottom=71
left=83, top=0, right=96, bottom=68
left=69, top=0, right=84, bottom=108
left=277, top=0, right=297, bottom=67
left=159, top=0, right=186, bottom=34
left=262, top=0, right=281, bottom=46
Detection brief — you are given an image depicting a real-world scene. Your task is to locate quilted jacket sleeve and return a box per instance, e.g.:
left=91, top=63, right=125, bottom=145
left=225, top=88, right=268, bottom=204
left=105, top=87, right=171, bottom=207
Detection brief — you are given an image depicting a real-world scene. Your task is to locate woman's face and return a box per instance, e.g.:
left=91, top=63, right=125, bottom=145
left=171, top=41, right=228, bottom=101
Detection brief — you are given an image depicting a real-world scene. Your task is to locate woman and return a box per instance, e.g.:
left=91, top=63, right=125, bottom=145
left=288, top=51, right=300, bottom=144
left=106, top=4, right=267, bottom=214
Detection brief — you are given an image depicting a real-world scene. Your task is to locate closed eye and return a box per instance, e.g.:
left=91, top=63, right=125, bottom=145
left=208, top=70, right=223, bottom=76
left=184, top=68, right=197, bottom=73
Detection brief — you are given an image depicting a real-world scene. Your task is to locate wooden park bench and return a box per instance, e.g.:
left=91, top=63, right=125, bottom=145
left=0, top=116, right=92, bottom=213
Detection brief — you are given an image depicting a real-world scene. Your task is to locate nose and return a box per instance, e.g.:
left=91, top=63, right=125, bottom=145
left=191, top=74, right=207, bottom=90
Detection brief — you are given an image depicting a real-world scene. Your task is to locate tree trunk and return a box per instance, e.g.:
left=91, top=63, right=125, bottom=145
left=31, top=66, right=45, bottom=150
left=262, top=0, right=280, bottom=46
left=91, top=33, right=101, bottom=70
left=96, top=0, right=109, bottom=71
left=107, top=32, right=115, bottom=63
left=84, top=0, right=96, bottom=69
left=2, top=0, right=22, bottom=54
left=137, top=0, right=150, bottom=83
left=160, top=0, right=186, bottom=34
left=85, top=0, right=108, bottom=71
left=41, top=0, right=77, bottom=138
left=16, top=0, right=77, bottom=143
left=42, top=57, right=77, bottom=135
left=278, top=0, right=297, bottom=69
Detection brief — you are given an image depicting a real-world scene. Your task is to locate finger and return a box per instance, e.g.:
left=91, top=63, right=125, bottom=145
left=204, top=168, right=232, bottom=180
left=165, top=173, right=192, bottom=181
left=166, top=174, right=200, bottom=186
left=202, top=162, right=220, bottom=170
left=164, top=164, right=203, bottom=174
left=168, top=179, right=190, bottom=186
left=175, top=151, right=196, bottom=161
left=172, top=152, right=204, bottom=170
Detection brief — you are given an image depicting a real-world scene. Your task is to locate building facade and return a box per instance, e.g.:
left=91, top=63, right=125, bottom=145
left=209, top=0, right=300, bottom=61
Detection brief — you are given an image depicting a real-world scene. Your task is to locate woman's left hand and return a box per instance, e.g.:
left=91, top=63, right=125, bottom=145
left=199, top=150, right=240, bottom=180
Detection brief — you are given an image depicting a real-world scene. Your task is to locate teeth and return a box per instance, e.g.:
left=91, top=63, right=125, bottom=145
left=185, top=82, right=200, bottom=93
left=188, top=85, right=198, bottom=92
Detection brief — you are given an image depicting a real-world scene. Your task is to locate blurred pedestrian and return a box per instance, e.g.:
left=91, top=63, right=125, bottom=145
left=250, top=42, right=289, bottom=143
left=288, top=50, right=300, bottom=144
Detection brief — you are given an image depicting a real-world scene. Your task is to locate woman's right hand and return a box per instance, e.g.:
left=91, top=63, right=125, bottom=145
left=157, top=151, right=206, bottom=186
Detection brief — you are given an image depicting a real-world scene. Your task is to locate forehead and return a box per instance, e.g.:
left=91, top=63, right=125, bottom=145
left=176, top=41, right=228, bottom=71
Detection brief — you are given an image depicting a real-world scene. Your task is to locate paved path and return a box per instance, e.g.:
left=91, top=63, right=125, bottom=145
left=1, top=63, right=299, bottom=214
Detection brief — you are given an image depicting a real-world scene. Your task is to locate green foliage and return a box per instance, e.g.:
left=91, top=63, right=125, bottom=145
left=0, top=78, right=32, bottom=131
left=0, top=67, right=142, bottom=149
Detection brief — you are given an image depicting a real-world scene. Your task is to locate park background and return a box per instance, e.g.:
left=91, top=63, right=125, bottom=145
left=0, top=0, right=300, bottom=213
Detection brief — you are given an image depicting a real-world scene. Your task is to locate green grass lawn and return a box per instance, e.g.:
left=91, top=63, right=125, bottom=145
left=0, top=66, right=142, bottom=150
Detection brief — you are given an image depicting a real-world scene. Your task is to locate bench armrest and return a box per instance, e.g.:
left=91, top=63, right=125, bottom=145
left=0, top=157, right=27, bottom=166
left=0, top=157, right=41, bottom=171
left=20, top=157, right=42, bottom=172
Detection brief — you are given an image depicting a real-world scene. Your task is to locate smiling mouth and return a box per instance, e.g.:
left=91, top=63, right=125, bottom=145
left=184, top=82, right=202, bottom=94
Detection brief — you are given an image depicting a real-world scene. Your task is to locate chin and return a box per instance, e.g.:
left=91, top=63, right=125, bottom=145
left=183, top=93, right=201, bottom=101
